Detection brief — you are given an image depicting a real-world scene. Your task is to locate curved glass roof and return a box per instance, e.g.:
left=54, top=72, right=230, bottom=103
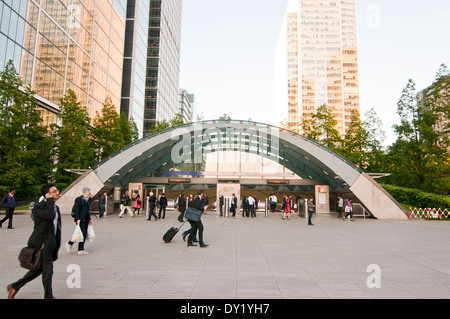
left=93, top=120, right=363, bottom=192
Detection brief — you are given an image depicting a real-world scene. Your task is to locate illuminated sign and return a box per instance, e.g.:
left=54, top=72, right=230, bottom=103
left=267, top=180, right=290, bottom=185
left=168, top=178, right=191, bottom=184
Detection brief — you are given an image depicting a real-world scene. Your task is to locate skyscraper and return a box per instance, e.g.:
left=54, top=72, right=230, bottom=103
left=121, top=0, right=150, bottom=138
left=144, top=0, right=182, bottom=136
left=277, top=0, right=360, bottom=135
left=0, top=0, right=126, bottom=126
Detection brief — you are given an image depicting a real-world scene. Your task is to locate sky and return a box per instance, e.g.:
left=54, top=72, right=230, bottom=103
left=179, top=0, right=450, bottom=146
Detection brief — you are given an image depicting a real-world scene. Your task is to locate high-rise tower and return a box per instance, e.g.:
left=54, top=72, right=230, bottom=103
left=144, top=0, right=182, bottom=136
left=277, top=0, right=360, bottom=135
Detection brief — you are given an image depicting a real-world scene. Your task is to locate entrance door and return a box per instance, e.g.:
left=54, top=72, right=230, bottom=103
left=217, top=183, right=241, bottom=214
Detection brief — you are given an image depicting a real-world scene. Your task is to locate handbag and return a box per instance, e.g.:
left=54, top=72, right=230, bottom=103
left=184, top=207, right=202, bottom=222
left=18, top=230, right=51, bottom=271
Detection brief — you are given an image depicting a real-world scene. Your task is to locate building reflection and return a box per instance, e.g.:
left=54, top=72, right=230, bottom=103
left=0, top=0, right=126, bottom=126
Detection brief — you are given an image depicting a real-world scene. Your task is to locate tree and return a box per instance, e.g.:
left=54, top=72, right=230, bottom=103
left=417, top=71, right=450, bottom=194
left=92, top=97, right=124, bottom=161
left=389, top=79, right=426, bottom=187
left=51, top=90, right=95, bottom=184
left=0, top=60, right=52, bottom=187
left=218, top=113, right=232, bottom=120
left=342, top=109, right=369, bottom=169
left=301, top=104, right=341, bottom=151
left=363, top=108, right=387, bottom=172
left=150, top=113, right=184, bottom=133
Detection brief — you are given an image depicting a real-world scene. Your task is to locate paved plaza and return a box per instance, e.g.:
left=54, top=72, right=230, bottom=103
left=1, top=209, right=450, bottom=299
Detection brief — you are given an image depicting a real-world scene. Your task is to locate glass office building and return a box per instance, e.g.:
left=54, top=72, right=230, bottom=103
left=144, top=0, right=182, bottom=136
left=277, top=0, right=360, bottom=135
left=121, top=0, right=149, bottom=138
left=0, top=0, right=126, bottom=125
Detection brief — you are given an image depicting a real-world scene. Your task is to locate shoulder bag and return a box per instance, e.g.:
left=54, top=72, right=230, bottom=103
left=184, top=207, right=202, bottom=222
left=18, top=229, right=51, bottom=271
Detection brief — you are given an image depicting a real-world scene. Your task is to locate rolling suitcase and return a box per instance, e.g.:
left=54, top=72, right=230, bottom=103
left=163, top=221, right=186, bottom=243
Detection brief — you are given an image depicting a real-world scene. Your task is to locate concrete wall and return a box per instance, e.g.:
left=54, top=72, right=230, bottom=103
left=56, top=170, right=105, bottom=215
left=350, top=173, right=409, bottom=221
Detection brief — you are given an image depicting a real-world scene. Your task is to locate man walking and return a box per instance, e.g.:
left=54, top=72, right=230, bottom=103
left=146, top=192, right=158, bottom=221
left=97, top=191, right=107, bottom=219
left=119, top=191, right=133, bottom=218
left=7, top=184, right=62, bottom=299
left=187, top=190, right=208, bottom=248
left=1, top=188, right=17, bottom=229
left=67, top=187, right=93, bottom=254
left=158, top=193, right=167, bottom=219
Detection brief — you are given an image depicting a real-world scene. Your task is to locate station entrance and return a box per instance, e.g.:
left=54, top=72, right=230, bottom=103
left=57, top=120, right=409, bottom=220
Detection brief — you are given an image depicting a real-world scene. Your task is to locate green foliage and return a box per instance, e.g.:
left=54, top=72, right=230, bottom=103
left=387, top=66, right=450, bottom=195
left=342, top=109, right=369, bottom=169
left=381, top=184, right=450, bottom=209
left=301, top=104, right=342, bottom=151
left=92, top=97, right=124, bottom=161
left=150, top=113, right=184, bottom=133
left=51, top=89, right=95, bottom=184
left=0, top=60, right=53, bottom=187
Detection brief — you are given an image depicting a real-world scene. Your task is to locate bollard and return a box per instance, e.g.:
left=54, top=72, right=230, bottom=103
left=225, top=198, right=229, bottom=218
left=145, top=196, right=150, bottom=217
left=265, top=198, right=268, bottom=218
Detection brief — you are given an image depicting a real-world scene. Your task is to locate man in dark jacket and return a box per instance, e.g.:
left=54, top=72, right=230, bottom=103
left=177, top=194, right=187, bottom=222
left=158, top=193, right=168, bottom=219
left=187, top=190, right=208, bottom=248
left=67, top=187, right=92, bottom=254
left=146, top=191, right=158, bottom=221
left=7, top=184, right=61, bottom=299
left=1, top=188, right=17, bottom=229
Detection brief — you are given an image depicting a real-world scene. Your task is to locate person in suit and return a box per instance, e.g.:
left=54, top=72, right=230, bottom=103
left=230, top=193, right=237, bottom=217
left=177, top=194, right=187, bottom=222
left=158, top=193, right=168, bottom=219
left=187, top=190, right=208, bottom=248
left=218, top=194, right=224, bottom=216
left=7, top=184, right=62, bottom=299
left=146, top=192, right=158, bottom=221
left=66, top=187, right=92, bottom=254
left=1, top=188, right=17, bottom=229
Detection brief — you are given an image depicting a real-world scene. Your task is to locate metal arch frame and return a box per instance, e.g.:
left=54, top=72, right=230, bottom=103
left=93, top=120, right=361, bottom=191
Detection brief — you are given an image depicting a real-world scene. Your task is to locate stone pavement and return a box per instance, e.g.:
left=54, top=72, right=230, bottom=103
left=1, top=209, right=450, bottom=299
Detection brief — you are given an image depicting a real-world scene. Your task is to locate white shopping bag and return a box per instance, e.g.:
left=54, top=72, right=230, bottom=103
left=87, top=225, right=95, bottom=241
left=71, top=225, right=84, bottom=243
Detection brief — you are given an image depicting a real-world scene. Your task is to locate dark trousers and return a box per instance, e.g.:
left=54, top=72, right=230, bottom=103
left=308, top=210, right=314, bottom=225
left=270, top=203, right=276, bottom=212
left=1, top=207, right=14, bottom=228
left=187, top=220, right=204, bottom=245
left=219, top=204, right=223, bottom=216
left=68, top=221, right=88, bottom=251
left=159, top=206, right=166, bottom=219
left=249, top=205, right=255, bottom=217
left=231, top=205, right=236, bottom=217
left=11, top=238, right=56, bottom=299
left=178, top=209, right=186, bottom=222
left=147, top=206, right=158, bottom=220
left=99, top=204, right=106, bottom=218
left=337, top=206, right=343, bottom=218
